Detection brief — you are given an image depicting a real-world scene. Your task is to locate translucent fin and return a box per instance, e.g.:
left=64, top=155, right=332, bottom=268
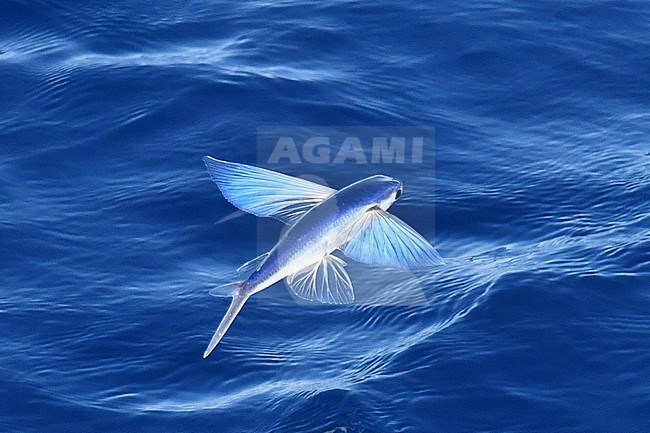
left=285, top=254, right=354, bottom=304
left=341, top=209, right=444, bottom=270
left=203, top=156, right=336, bottom=225
left=208, top=281, right=243, bottom=298
left=204, top=290, right=250, bottom=358
left=236, top=252, right=270, bottom=276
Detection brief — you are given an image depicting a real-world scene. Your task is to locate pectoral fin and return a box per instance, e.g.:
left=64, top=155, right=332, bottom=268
left=285, top=254, right=354, bottom=304
left=204, top=156, right=336, bottom=225
left=341, top=208, right=443, bottom=270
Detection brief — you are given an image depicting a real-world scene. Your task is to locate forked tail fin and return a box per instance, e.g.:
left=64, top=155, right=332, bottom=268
left=203, top=285, right=250, bottom=358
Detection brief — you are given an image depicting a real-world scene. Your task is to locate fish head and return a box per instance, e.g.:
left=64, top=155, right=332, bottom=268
left=356, top=175, right=403, bottom=211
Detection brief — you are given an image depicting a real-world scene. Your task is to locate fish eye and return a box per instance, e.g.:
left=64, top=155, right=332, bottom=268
left=395, top=187, right=402, bottom=200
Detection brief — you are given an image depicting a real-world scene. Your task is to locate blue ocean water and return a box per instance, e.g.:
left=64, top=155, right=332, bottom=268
left=1, top=0, right=649, bottom=431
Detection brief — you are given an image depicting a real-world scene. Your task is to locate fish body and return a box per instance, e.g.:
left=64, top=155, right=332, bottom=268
left=244, top=175, right=400, bottom=296
left=201, top=157, right=441, bottom=358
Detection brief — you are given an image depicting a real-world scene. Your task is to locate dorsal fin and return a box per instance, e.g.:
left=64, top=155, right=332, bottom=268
left=236, top=252, right=271, bottom=276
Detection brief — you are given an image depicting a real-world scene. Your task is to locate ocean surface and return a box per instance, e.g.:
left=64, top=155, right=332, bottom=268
left=1, top=1, right=649, bottom=432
